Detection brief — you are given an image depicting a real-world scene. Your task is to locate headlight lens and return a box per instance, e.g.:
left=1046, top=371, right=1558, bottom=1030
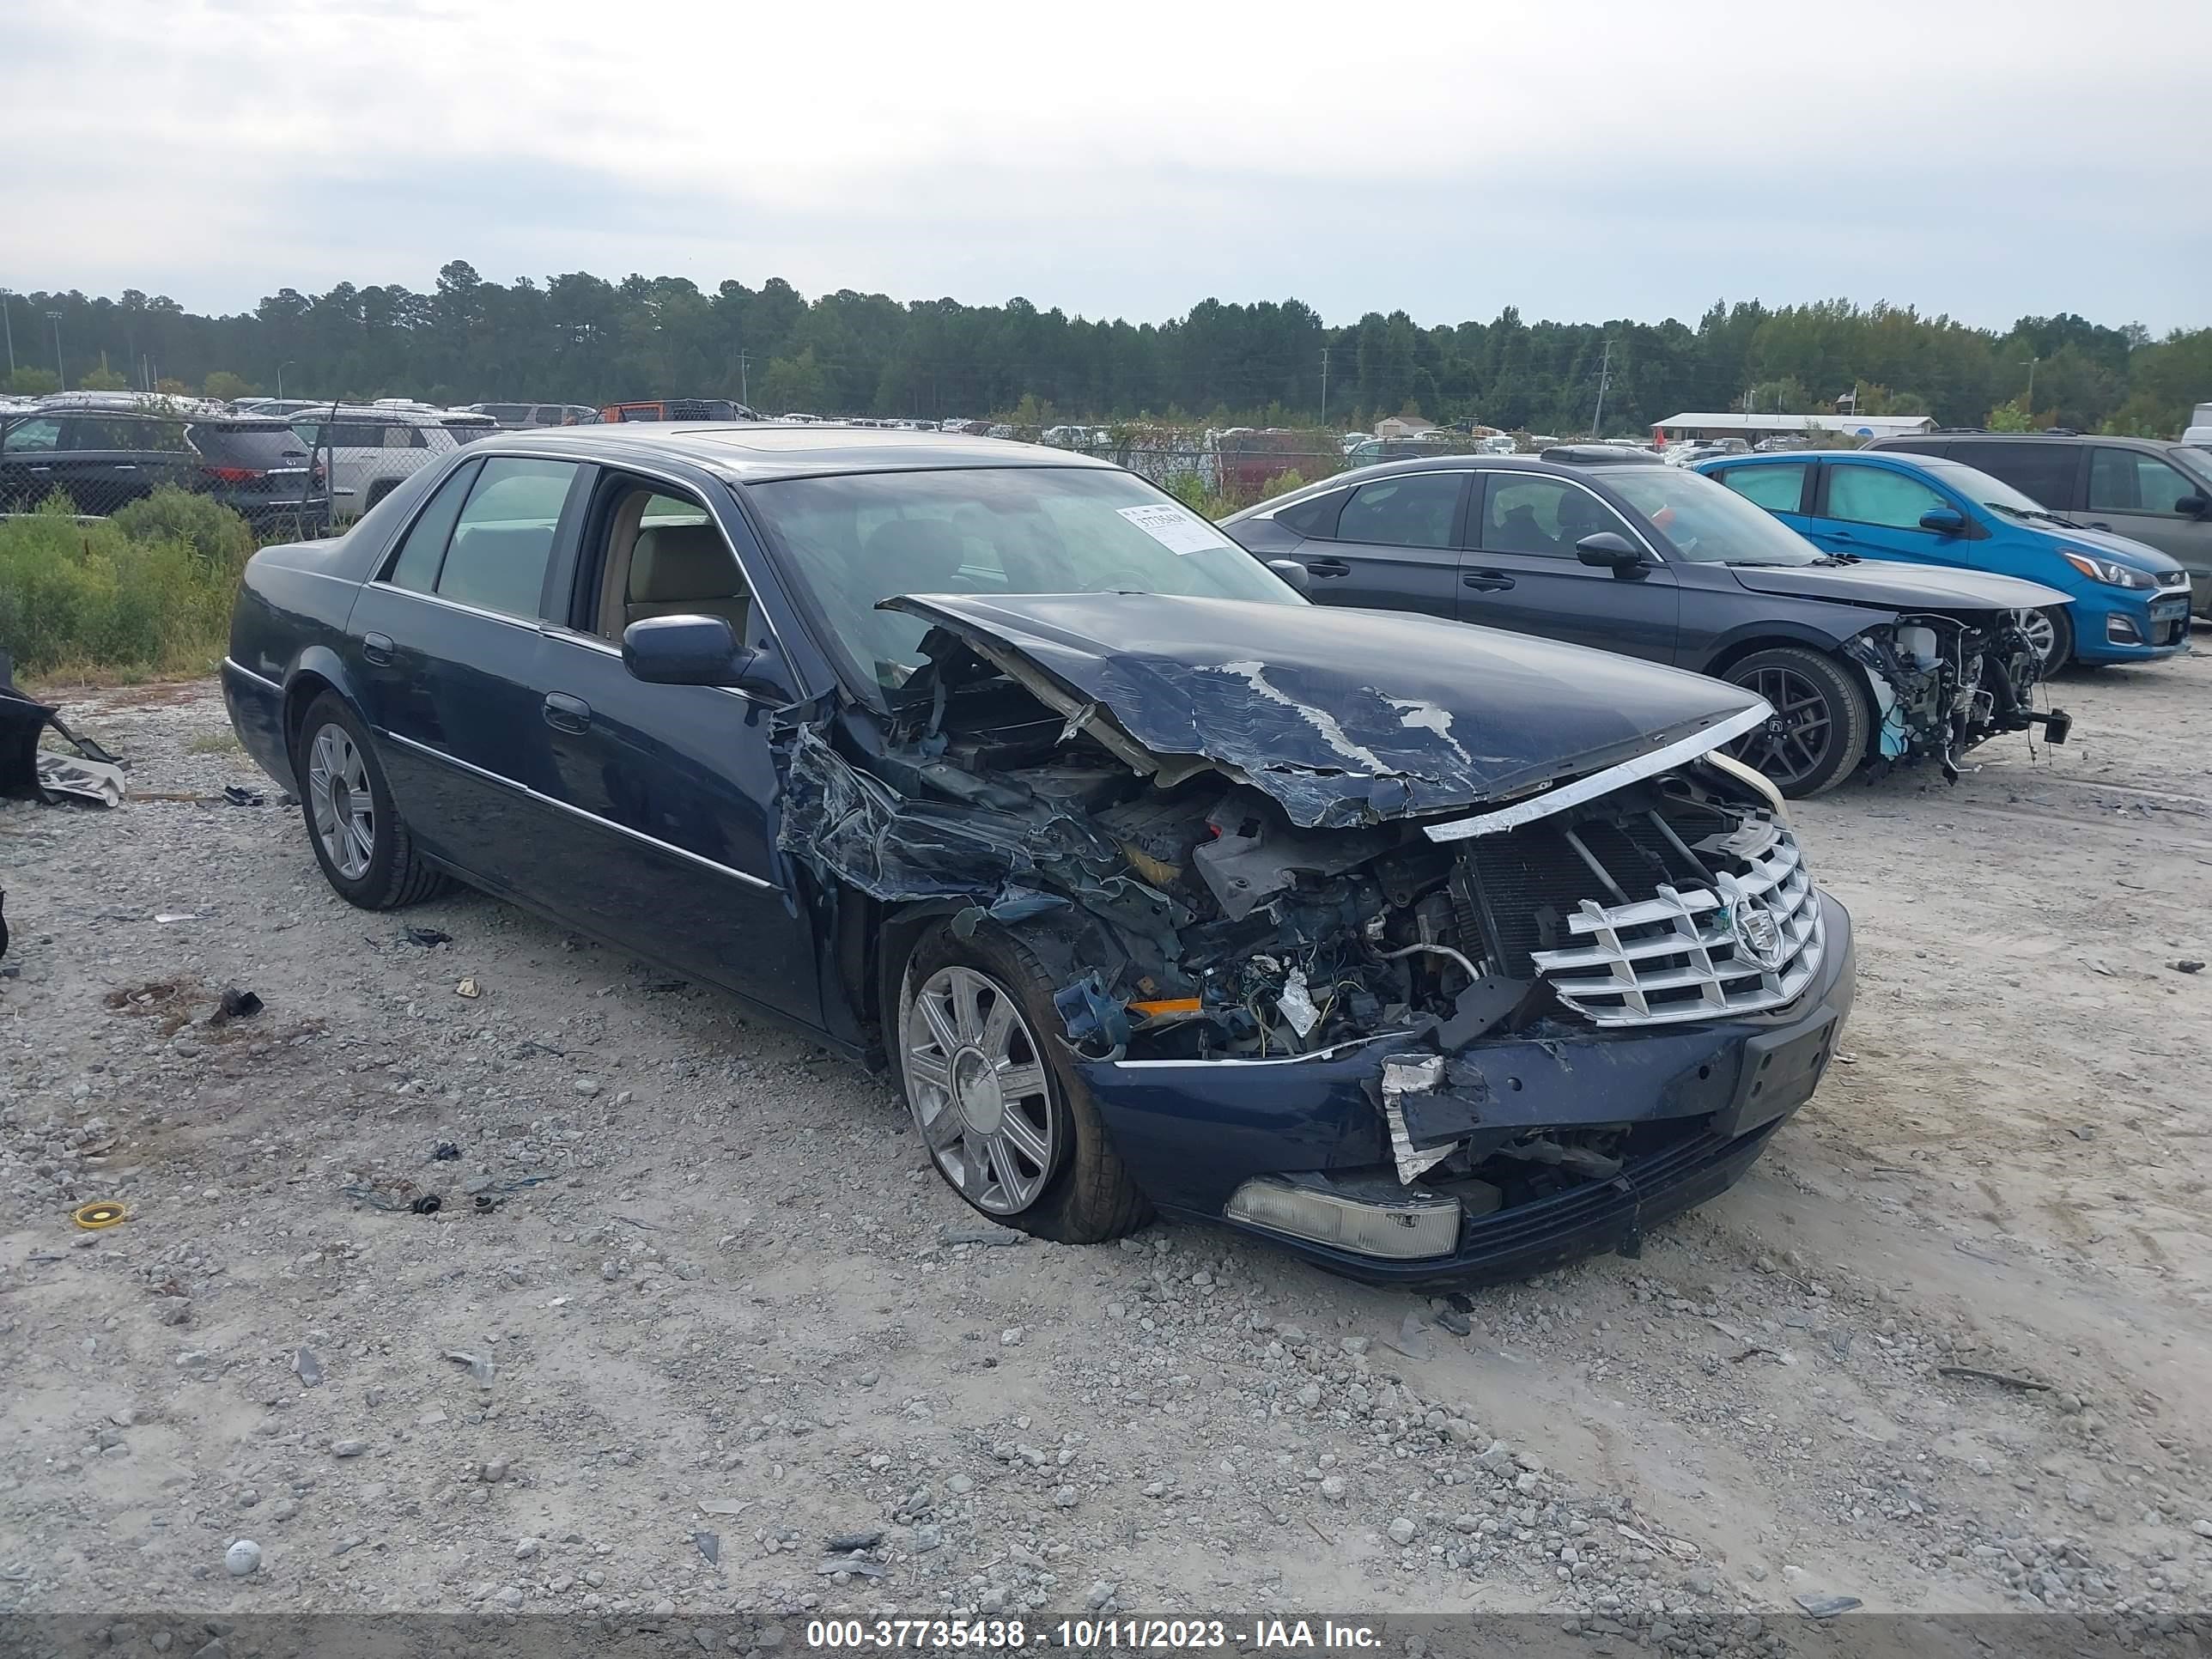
left=2060, top=549, right=2154, bottom=589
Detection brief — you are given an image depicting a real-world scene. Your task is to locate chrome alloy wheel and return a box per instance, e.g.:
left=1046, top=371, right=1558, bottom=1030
left=2014, top=607, right=2058, bottom=671
left=901, top=964, right=1059, bottom=1214
left=307, top=722, right=376, bottom=881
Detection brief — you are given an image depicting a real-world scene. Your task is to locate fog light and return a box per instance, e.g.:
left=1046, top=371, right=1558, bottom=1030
left=1224, top=1176, right=1461, bottom=1260
left=2106, top=615, right=2142, bottom=644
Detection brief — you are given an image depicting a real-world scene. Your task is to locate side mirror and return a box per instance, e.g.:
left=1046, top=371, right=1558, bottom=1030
left=1266, top=557, right=1313, bottom=596
left=2176, top=492, right=2211, bottom=519
left=1575, top=531, right=1646, bottom=574
left=1918, top=507, right=1968, bottom=534
left=622, top=615, right=781, bottom=695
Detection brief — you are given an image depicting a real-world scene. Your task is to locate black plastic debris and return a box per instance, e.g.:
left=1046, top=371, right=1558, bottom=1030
left=216, top=987, right=263, bottom=1020
left=410, top=1194, right=442, bottom=1215
left=824, top=1529, right=884, bottom=1553
left=431, top=1141, right=461, bottom=1162
left=222, top=785, right=264, bottom=807
left=403, top=927, right=453, bottom=948
left=1795, top=1595, right=1862, bottom=1620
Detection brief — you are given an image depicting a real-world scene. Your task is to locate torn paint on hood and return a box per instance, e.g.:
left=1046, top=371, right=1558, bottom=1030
left=880, top=592, right=1765, bottom=830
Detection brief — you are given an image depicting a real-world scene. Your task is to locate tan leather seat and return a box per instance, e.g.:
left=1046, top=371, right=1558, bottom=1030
left=626, top=523, right=750, bottom=637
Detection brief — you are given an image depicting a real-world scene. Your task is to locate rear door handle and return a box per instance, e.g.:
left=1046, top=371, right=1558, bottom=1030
left=112, top=464, right=137, bottom=471
left=28, top=465, right=52, bottom=474
left=1304, top=557, right=1352, bottom=577
left=543, top=692, right=592, bottom=733
left=1462, top=569, right=1516, bottom=592
left=362, top=632, right=395, bottom=665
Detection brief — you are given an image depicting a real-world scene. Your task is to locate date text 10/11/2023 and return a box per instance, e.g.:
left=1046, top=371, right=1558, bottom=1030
left=803, top=1619, right=1383, bottom=1650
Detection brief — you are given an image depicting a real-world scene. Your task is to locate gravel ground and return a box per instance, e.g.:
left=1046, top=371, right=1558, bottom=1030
left=3, top=658, right=2211, bottom=1638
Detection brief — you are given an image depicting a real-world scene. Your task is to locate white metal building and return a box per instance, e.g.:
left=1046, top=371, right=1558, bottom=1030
left=1651, top=411, right=1937, bottom=445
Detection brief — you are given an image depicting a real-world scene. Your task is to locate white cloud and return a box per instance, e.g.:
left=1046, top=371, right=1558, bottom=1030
left=5, top=0, right=2205, bottom=328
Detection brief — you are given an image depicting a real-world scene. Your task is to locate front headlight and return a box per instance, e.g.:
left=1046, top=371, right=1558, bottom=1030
left=2060, top=549, right=2154, bottom=589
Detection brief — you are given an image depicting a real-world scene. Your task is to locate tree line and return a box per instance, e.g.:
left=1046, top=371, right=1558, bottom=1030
left=6, top=263, right=2207, bottom=437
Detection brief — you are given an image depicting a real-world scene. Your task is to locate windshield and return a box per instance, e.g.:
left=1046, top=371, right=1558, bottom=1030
left=1921, top=459, right=2051, bottom=518
left=1604, top=468, right=1826, bottom=566
left=745, top=466, right=1304, bottom=693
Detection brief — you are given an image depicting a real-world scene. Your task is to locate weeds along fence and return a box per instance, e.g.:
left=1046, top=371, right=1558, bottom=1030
left=0, top=392, right=472, bottom=538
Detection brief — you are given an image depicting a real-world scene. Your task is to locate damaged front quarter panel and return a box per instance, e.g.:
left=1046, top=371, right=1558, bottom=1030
left=774, top=589, right=1855, bottom=1286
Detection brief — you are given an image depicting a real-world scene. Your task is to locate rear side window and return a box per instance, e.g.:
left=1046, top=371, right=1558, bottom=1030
left=385, top=460, right=480, bottom=593
left=2086, top=450, right=2201, bottom=515
left=1716, top=464, right=1808, bottom=512
left=434, top=458, right=578, bottom=618
left=1826, top=465, right=1948, bottom=530
left=1959, top=441, right=2079, bottom=508
left=1334, top=473, right=1462, bottom=549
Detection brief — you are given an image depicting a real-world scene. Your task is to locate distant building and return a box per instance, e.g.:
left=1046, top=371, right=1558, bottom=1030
left=1652, top=411, right=1936, bottom=445
left=1374, top=415, right=1440, bottom=441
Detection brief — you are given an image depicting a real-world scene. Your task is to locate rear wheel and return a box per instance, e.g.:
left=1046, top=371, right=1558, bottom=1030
left=293, top=692, right=447, bottom=909
left=1722, top=646, right=1869, bottom=799
left=897, top=923, right=1150, bottom=1244
left=2015, top=605, right=2073, bottom=672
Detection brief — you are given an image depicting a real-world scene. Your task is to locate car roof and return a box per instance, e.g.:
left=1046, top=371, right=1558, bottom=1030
left=472, top=423, right=1122, bottom=483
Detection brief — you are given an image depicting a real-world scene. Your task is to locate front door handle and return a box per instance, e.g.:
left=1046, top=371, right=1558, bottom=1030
left=1304, top=557, right=1352, bottom=577
left=1462, top=569, right=1516, bottom=592
left=27, top=465, right=52, bottom=474
left=112, top=463, right=137, bottom=471
left=362, top=632, right=395, bottom=665
left=543, top=692, right=592, bottom=734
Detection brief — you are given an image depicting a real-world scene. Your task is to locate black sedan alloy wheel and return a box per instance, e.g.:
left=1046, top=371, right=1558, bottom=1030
left=1720, top=646, right=1869, bottom=799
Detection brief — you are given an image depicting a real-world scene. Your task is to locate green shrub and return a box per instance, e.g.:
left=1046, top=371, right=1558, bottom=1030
left=112, top=486, right=258, bottom=569
left=0, top=495, right=243, bottom=677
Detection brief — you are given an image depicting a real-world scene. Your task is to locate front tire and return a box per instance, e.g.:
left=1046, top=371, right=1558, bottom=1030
left=897, top=923, right=1150, bottom=1244
left=293, top=692, right=447, bottom=909
left=2016, top=605, right=2073, bottom=673
left=1722, top=646, right=1870, bottom=799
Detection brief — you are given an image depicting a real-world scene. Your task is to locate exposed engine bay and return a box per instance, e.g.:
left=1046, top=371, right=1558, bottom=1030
left=783, top=627, right=1820, bottom=1069
left=1845, top=611, right=2067, bottom=781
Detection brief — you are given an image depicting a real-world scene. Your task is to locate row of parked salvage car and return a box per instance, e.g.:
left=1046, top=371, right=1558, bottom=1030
left=216, top=422, right=2182, bottom=1290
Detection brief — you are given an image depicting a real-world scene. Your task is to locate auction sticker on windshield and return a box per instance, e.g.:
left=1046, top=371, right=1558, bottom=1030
left=1118, top=503, right=1235, bottom=555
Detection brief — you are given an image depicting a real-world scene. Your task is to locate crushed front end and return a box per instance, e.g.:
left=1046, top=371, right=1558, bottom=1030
left=778, top=594, right=1856, bottom=1287
left=1844, top=611, right=2068, bottom=781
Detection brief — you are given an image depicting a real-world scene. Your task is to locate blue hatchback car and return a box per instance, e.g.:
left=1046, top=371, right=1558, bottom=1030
left=1697, top=451, right=2191, bottom=670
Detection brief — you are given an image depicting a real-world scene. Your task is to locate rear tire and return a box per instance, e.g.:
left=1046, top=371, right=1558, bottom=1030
left=897, top=923, right=1151, bottom=1244
left=293, top=692, right=447, bottom=909
left=1722, top=646, right=1869, bottom=799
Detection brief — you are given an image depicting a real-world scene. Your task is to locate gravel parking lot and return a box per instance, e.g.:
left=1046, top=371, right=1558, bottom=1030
left=3, top=657, right=2210, bottom=1633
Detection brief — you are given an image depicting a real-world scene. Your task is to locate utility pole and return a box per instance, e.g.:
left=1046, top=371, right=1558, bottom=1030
left=0, top=290, right=14, bottom=376
left=737, top=351, right=750, bottom=405
left=1319, top=346, right=1329, bottom=426
left=47, top=310, right=64, bottom=391
left=1589, top=339, right=1613, bottom=438
left=2022, top=356, right=2038, bottom=411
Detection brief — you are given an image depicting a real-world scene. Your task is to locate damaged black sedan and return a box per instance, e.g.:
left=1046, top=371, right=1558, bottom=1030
left=222, top=427, right=1855, bottom=1285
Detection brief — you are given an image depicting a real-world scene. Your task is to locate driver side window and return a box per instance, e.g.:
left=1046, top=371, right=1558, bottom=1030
left=1826, top=465, right=1948, bottom=531
left=584, top=478, right=752, bottom=647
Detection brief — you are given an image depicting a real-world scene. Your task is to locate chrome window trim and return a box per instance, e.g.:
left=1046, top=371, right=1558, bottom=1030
left=377, top=728, right=775, bottom=892
left=362, top=582, right=544, bottom=632
left=365, top=447, right=804, bottom=683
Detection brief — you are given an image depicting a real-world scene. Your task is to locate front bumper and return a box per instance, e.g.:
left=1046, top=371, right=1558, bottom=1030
left=2075, top=592, right=2191, bottom=659
left=1078, top=890, right=1855, bottom=1289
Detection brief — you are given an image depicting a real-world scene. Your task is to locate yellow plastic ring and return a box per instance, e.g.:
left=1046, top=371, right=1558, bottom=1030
left=73, top=1201, right=127, bottom=1230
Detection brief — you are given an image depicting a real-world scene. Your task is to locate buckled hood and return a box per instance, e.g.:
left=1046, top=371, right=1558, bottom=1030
left=884, top=592, right=1765, bottom=830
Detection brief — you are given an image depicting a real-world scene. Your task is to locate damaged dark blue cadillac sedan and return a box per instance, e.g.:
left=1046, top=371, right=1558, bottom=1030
left=222, top=426, right=1854, bottom=1286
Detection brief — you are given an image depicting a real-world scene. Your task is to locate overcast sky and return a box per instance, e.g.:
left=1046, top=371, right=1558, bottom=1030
left=7, top=0, right=2205, bottom=333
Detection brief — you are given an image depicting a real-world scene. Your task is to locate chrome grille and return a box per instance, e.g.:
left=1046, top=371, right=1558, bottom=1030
left=1528, top=817, right=1823, bottom=1026
left=2157, top=570, right=2190, bottom=592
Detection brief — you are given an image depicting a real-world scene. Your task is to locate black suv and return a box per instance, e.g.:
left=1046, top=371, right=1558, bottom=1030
left=1223, top=455, right=2069, bottom=796
left=1866, top=432, right=2212, bottom=616
left=0, top=409, right=330, bottom=533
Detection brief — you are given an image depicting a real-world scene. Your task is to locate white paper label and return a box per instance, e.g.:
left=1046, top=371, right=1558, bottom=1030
left=1117, top=503, right=1233, bottom=556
